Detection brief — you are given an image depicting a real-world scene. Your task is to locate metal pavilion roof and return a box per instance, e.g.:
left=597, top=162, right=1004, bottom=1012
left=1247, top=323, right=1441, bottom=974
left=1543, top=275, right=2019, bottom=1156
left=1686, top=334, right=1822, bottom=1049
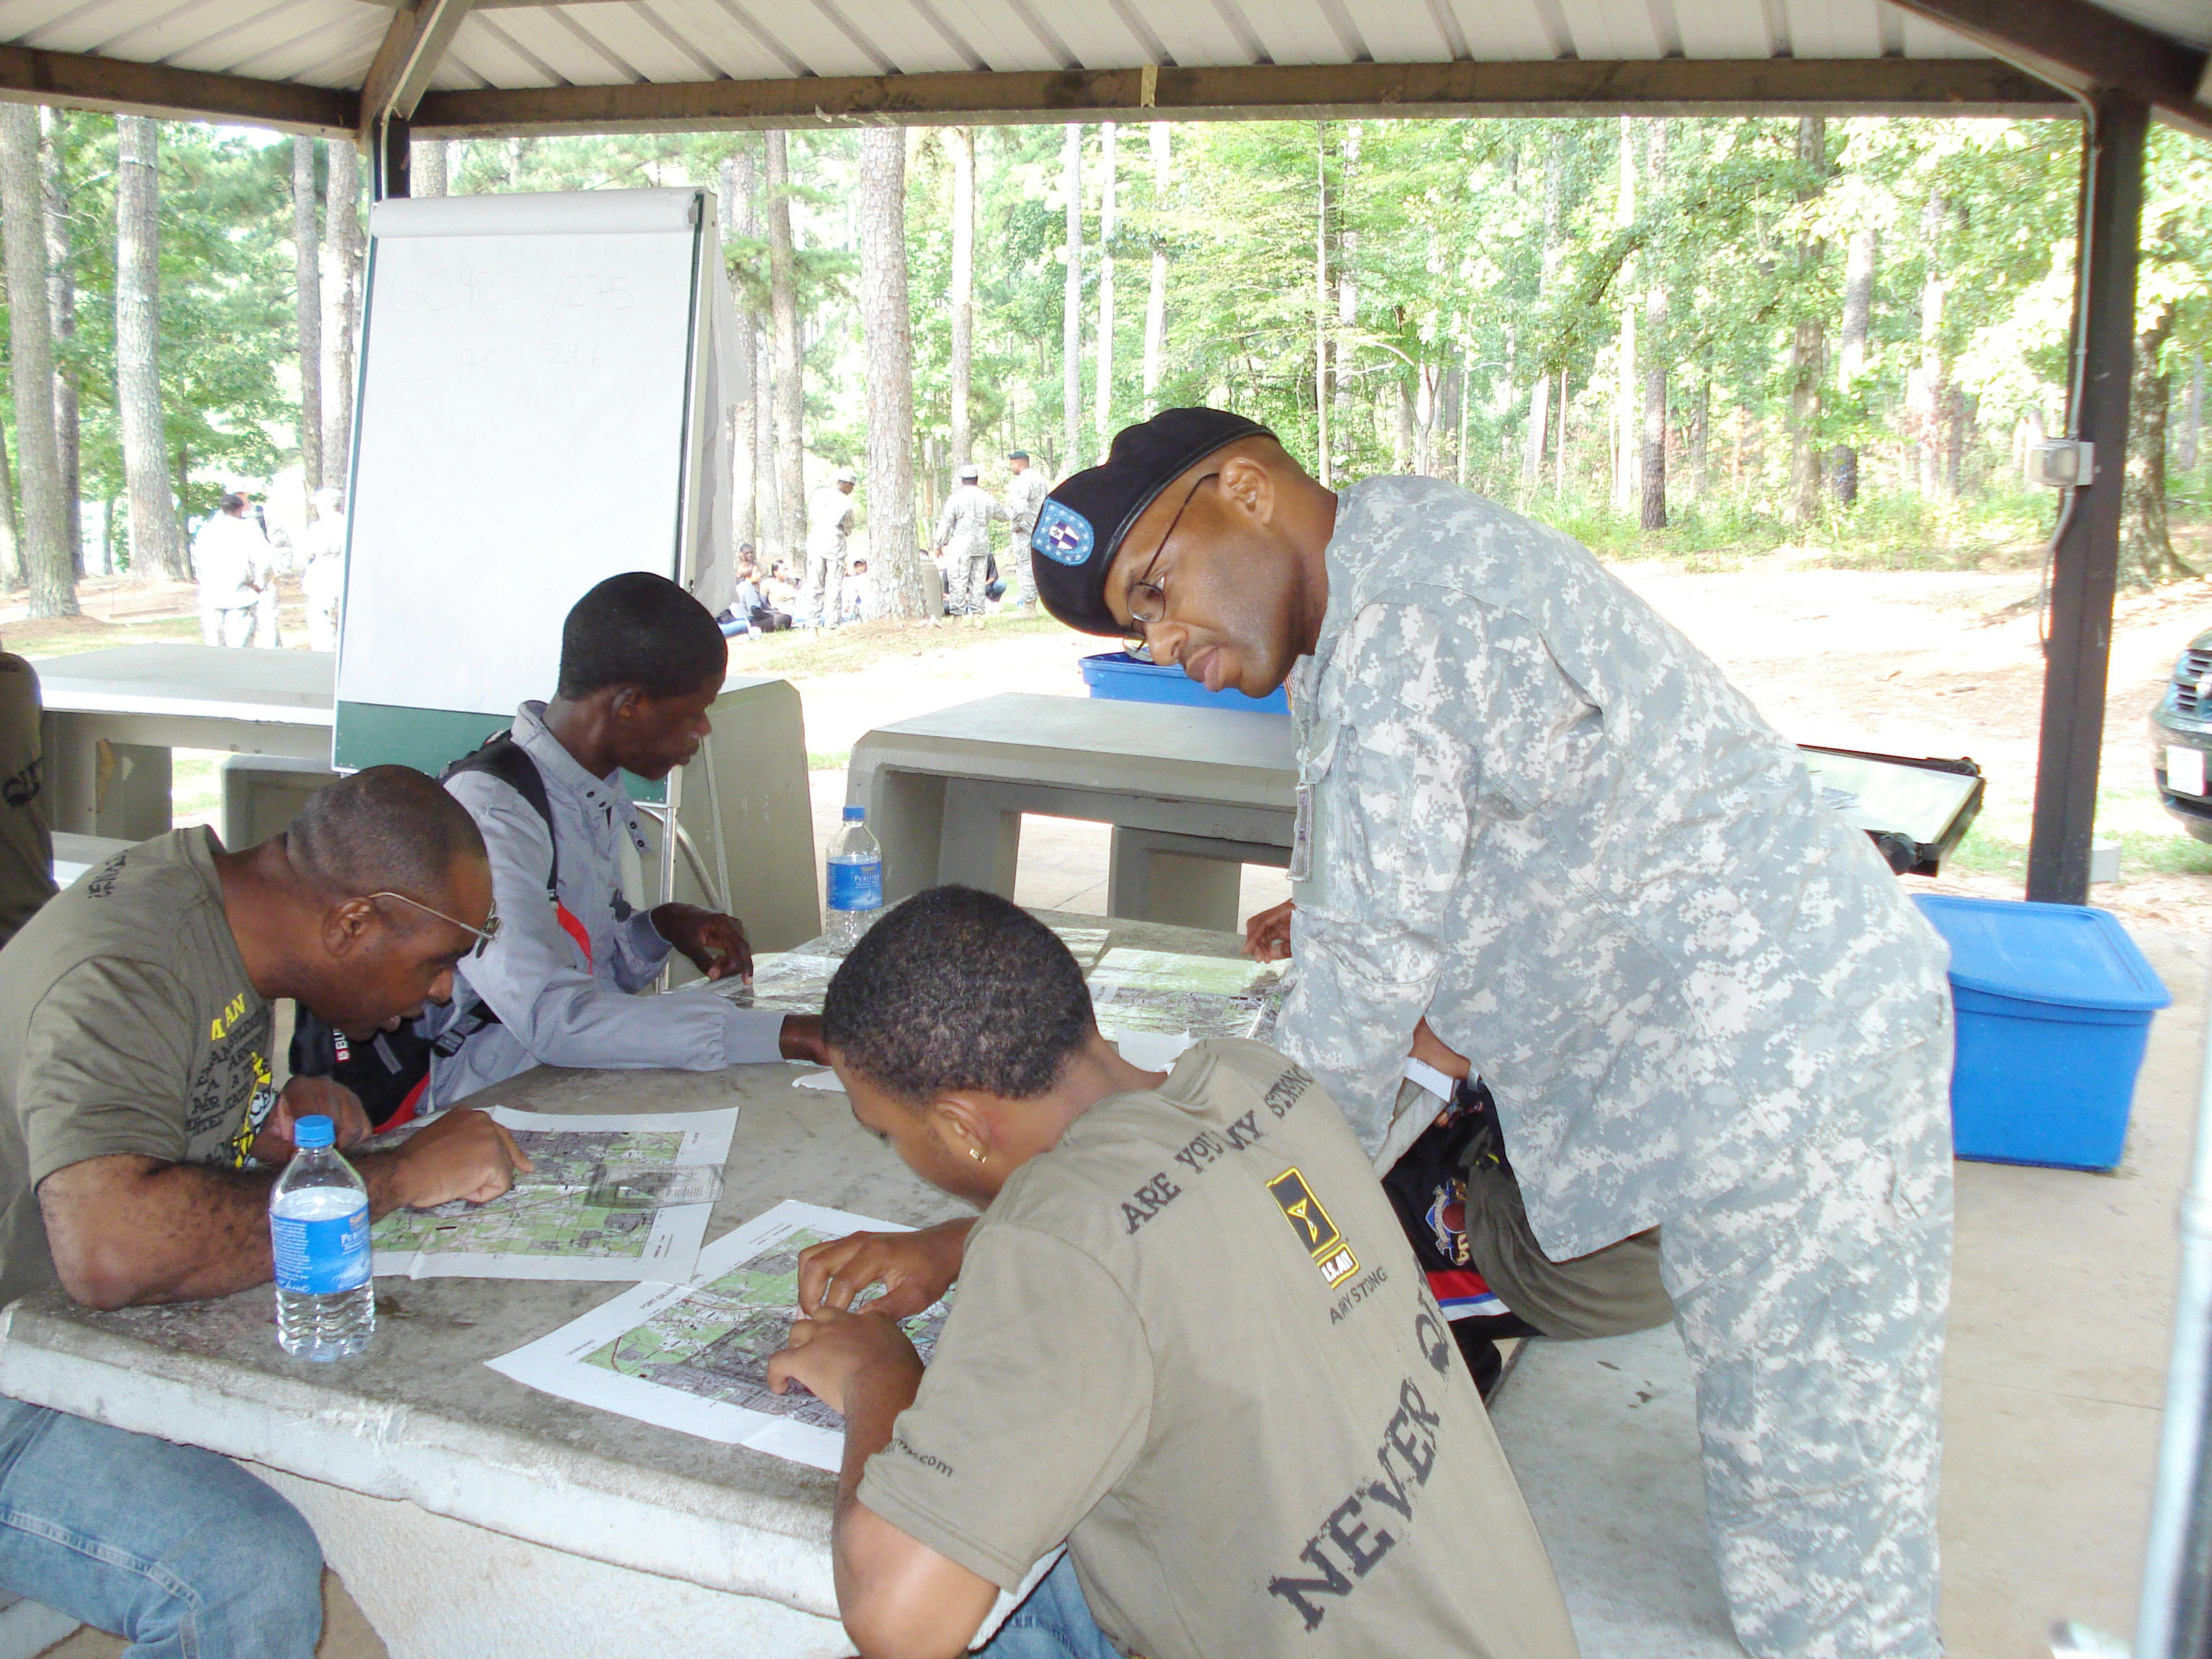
left=0, top=0, right=2203, bottom=142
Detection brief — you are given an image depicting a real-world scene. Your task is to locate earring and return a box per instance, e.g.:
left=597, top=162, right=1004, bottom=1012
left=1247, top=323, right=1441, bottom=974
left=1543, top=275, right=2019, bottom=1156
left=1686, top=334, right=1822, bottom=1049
left=968, top=1146, right=986, bottom=1161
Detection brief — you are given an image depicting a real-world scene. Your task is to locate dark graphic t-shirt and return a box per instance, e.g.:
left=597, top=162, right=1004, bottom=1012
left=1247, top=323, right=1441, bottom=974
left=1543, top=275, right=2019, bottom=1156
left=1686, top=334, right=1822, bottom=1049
left=0, top=829, right=273, bottom=1303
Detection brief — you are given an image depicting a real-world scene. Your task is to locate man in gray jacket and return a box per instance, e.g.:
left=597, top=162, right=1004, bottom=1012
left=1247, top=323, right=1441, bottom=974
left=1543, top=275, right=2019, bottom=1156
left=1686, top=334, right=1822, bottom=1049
left=424, top=573, right=826, bottom=1103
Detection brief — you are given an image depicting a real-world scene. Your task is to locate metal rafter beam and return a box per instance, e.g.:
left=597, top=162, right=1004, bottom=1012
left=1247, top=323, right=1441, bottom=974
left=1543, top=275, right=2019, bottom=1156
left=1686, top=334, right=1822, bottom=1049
left=0, top=45, right=354, bottom=135
left=358, top=0, right=473, bottom=147
left=1884, top=0, right=2212, bottom=138
left=411, top=58, right=2074, bottom=136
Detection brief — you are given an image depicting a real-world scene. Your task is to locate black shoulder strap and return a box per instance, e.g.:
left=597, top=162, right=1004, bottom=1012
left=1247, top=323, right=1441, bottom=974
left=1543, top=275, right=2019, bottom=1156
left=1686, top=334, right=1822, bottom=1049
left=441, top=731, right=559, bottom=901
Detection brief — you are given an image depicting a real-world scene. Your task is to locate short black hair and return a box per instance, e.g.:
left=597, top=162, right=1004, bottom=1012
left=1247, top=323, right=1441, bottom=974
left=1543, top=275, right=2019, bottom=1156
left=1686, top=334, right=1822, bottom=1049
left=289, top=765, right=487, bottom=904
left=556, top=571, right=727, bottom=701
left=823, top=887, right=1093, bottom=1105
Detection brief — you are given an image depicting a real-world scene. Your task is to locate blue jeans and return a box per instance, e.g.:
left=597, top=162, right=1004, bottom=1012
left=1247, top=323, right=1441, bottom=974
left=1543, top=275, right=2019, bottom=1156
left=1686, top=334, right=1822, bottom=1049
left=0, top=1397, right=323, bottom=1658
left=978, top=1553, right=1123, bottom=1658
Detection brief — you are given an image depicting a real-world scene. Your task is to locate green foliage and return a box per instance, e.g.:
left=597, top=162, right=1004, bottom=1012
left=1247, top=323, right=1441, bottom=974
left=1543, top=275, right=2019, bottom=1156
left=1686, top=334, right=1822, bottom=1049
left=2, top=109, right=2206, bottom=585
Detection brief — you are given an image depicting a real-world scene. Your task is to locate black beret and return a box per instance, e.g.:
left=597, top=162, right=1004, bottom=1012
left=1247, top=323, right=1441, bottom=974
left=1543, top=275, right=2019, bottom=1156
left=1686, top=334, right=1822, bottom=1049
left=1030, top=408, right=1274, bottom=637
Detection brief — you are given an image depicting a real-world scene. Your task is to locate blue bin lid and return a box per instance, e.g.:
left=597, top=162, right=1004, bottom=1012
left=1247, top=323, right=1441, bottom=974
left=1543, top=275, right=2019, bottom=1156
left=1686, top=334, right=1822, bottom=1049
left=1911, top=894, right=2172, bottom=1012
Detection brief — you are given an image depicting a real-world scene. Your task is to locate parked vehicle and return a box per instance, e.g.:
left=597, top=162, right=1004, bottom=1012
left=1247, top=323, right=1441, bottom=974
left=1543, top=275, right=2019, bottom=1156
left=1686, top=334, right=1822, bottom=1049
left=2150, top=626, right=2212, bottom=844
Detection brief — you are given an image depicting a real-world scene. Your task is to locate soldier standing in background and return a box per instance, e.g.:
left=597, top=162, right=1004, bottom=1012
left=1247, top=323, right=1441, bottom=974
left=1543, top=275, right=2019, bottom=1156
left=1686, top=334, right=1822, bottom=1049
left=1001, top=451, right=1050, bottom=611
left=801, top=469, right=859, bottom=629
left=933, top=464, right=1007, bottom=620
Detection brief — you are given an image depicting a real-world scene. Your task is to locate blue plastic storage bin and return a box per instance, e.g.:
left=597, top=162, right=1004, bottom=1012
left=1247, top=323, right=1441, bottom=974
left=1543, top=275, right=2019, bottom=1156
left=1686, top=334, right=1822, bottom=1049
left=1080, top=651, right=1290, bottom=715
left=1912, top=894, right=2171, bottom=1171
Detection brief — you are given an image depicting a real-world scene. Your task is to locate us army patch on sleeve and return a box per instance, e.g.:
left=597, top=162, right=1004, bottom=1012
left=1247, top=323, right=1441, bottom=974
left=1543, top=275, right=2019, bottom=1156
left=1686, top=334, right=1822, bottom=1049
left=1269, top=1166, right=1360, bottom=1288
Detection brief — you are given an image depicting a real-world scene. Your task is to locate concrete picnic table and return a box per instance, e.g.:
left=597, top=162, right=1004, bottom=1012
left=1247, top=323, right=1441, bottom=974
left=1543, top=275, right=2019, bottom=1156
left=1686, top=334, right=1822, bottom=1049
left=0, top=912, right=1243, bottom=1659
left=847, top=691, right=1296, bottom=932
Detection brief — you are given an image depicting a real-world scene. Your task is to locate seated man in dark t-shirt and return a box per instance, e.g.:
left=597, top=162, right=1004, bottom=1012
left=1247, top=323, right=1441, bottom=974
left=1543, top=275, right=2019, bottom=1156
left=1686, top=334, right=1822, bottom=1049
left=0, top=766, right=531, bottom=1658
left=768, top=886, right=1580, bottom=1659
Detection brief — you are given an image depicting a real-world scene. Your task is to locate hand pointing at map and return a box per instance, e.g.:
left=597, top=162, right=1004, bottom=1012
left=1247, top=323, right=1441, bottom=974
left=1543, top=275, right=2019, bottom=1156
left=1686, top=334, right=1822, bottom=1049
left=796, top=1218, right=974, bottom=1320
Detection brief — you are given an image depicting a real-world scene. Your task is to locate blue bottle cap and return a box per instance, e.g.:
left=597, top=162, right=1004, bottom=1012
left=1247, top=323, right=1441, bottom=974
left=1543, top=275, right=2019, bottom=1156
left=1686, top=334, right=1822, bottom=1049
left=294, top=1115, right=336, bottom=1150
left=842, top=806, right=866, bottom=822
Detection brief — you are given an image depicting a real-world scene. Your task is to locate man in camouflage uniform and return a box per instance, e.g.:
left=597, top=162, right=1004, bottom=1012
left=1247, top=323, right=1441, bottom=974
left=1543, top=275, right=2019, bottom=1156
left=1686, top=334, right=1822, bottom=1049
left=934, top=464, right=1007, bottom=617
left=1002, top=451, right=1051, bottom=610
left=1027, top=408, right=1955, bottom=1659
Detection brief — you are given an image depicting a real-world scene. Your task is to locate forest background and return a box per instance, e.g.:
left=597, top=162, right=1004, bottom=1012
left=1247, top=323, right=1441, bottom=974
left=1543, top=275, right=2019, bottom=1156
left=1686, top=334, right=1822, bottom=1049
left=0, top=107, right=2206, bottom=621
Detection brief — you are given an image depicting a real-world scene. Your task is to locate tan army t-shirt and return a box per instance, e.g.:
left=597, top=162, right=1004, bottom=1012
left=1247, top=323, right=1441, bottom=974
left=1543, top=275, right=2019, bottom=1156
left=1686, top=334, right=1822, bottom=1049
left=858, top=1038, right=1580, bottom=1659
left=0, top=828, right=275, bottom=1305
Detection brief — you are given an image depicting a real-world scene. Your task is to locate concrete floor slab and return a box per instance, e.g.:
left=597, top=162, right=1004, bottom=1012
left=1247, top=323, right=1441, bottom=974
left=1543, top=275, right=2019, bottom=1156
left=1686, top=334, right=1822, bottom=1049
left=1489, top=1325, right=1743, bottom=1659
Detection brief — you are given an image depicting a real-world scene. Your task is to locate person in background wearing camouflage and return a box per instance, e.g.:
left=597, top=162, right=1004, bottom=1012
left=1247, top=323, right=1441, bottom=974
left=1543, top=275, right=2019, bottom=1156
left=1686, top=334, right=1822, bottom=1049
left=1002, top=450, right=1051, bottom=611
left=1027, top=408, right=1955, bottom=1659
left=802, top=468, right=859, bottom=629
left=934, top=464, right=1007, bottom=619
left=0, top=647, right=54, bottom=949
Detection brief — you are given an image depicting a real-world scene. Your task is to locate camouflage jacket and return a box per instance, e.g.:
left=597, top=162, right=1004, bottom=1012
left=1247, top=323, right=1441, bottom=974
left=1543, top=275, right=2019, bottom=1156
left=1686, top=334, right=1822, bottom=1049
left=1277, top=477, right=1951, bottom=1259
left=934, top=485, right=1008, bottom=559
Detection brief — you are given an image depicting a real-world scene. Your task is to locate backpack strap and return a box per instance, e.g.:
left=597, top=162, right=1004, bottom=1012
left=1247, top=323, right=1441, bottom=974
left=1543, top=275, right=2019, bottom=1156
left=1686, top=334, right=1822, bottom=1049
left=441, top=731, right=559, bottom=901
left=441, top=729, right=595, bottom=970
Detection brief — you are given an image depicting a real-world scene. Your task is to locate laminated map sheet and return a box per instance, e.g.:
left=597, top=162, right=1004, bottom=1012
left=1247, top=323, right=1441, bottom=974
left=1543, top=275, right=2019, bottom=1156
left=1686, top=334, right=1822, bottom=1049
left=713, top=952, right=842, bottom=1012
left=1049, top=925, right=1111, bottom=969
left=371, top=1106, right=736, bottom=1284
left=486, top=1200, right=950, bottom=1471
left=1087, top=948, right=1281, bottom=1041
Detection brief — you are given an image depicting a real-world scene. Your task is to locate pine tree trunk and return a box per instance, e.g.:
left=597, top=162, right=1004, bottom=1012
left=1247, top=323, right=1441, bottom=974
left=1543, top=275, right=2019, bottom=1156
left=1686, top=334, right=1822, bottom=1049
left=1784, top=116, right=1826, bottom=528
left=1689, top=373, right=1709, bottom=500
left=0, top=105, right=73, bottom=616
left=1638, top=121, right=1668, bottom=531
left=948, top=127, right=974, bottom=475
left=857, top=127, right=925, bottom=621
left=0, top=427, right=21, bottom=589
left=2123, top=307, right=2189, bottom=585
left=1608, top=118, right=1637, bottom=512
left=2180, top=353, right=2203, bottom=472
left=39, top=109, right=78, bottom=577
left=1522, top=135, right=1564, bottom=490
left=292, top=137, right=323, bottom=500
left=1093, top=122, right=1117, bottom=451
left=1061, top=124, right=1082, bottom=472
left=1313, top=123, right=1330, bottom=487
left=765, top=130, right=805, bottom=562
left=321, top=138, right=362, bottom=489
left=1833, top=225, right=1875, bottom=506
left=1143, top=123, right=1169, bottom=419
left=1914, top=194, right=1952, bottom=500
left=1331, top=126, right=1359, bottom=482
left=413, top=138, right=447, bottom=197
left=115, top=113, right=184, bottom=584
left=1641, top=286, right=1668, bottom=530
left=719, top=153, right=758, bottom=550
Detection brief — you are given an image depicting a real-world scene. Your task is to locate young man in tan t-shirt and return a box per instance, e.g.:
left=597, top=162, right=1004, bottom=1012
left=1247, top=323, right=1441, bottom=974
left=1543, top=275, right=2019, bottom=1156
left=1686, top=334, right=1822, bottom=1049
left=768, top=886, right=1579, bottom=1659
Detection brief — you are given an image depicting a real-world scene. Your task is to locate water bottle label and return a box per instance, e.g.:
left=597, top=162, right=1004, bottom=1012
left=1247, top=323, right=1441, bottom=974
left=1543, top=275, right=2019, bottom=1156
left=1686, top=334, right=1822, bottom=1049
left=271, top=1202, right=370, bottom=1295
left=828, top=858, right=883, bottom=912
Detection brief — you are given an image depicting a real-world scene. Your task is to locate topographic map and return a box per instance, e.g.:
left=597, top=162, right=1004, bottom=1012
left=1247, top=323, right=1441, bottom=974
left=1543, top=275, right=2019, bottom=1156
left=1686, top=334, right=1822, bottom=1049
left=371, top=1107, right=736, bottom=1283
left=582, top=1225, right=950, bottom=1431
left=488, top=1200, right=955, bottom=1470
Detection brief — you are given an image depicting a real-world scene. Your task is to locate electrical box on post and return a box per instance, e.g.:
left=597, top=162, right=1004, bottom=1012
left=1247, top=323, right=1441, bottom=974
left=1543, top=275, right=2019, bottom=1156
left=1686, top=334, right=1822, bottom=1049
left=2026, top=439, right=2097, bottom=489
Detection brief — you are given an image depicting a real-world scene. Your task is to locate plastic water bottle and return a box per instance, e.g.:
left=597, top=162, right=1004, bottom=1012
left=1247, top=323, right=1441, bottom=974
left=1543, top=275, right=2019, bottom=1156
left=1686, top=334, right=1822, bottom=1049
left=825, top=805, right=884, bottom=953
left=270, top=1115, right=374, bottom=1360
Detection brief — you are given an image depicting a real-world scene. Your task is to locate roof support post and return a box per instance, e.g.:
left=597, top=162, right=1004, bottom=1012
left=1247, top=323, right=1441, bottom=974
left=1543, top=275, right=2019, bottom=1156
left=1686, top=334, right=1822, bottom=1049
left=358, top=0, right=470, bottom=199
left=2025, top=91, right=2147, bottom=904
left=374, top=112, right=411, bottom=202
